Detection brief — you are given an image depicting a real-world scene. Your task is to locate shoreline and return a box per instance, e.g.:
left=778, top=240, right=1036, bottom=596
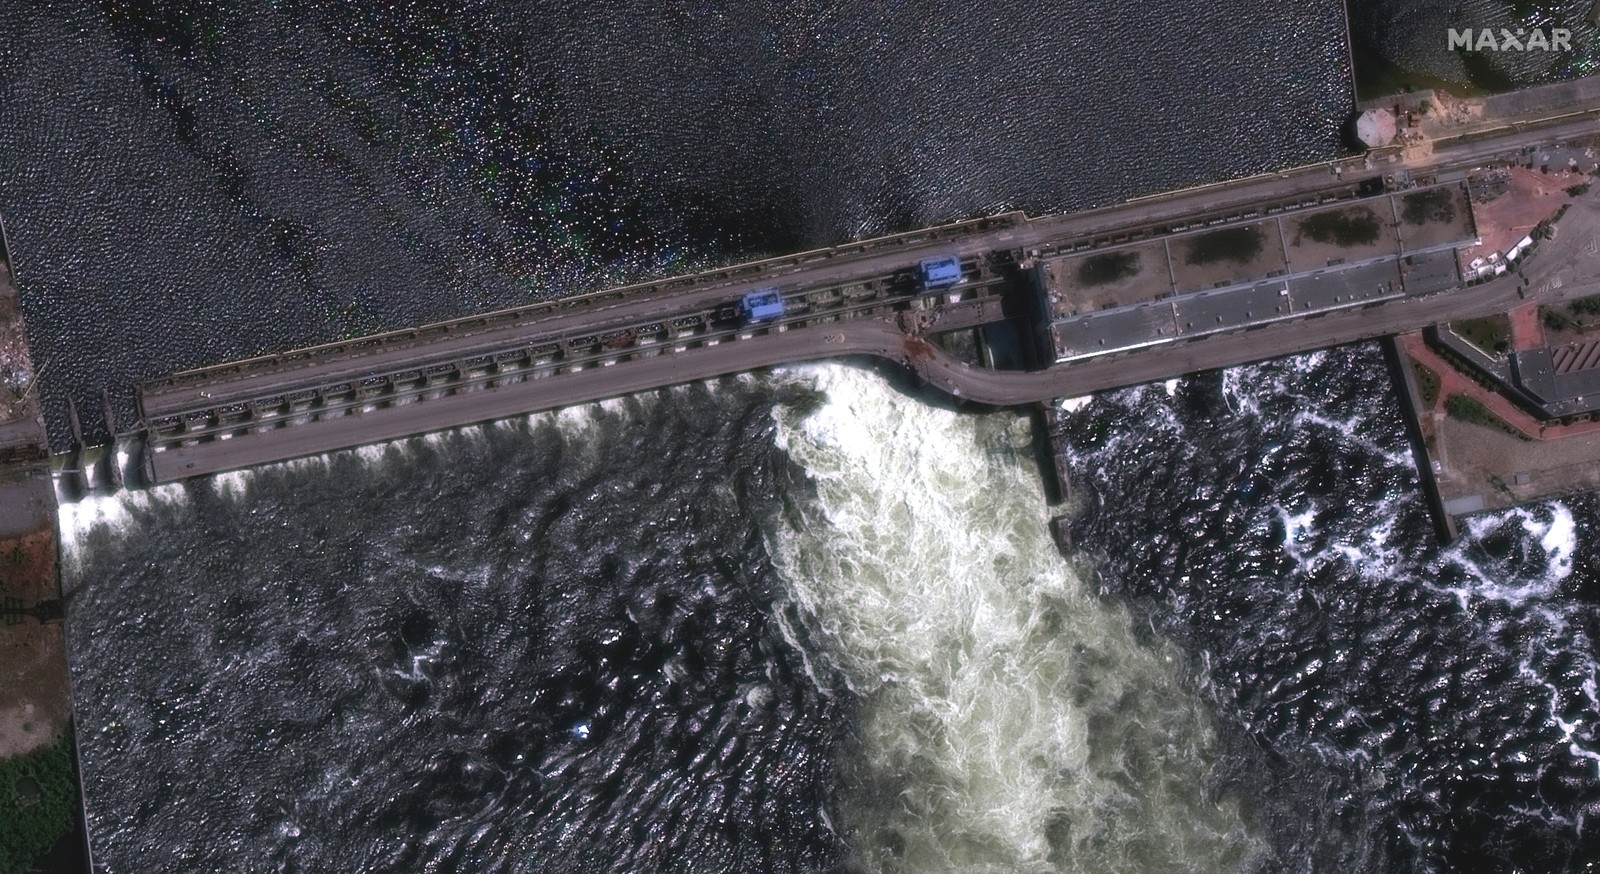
left=0, top=214, right=89, bottom=872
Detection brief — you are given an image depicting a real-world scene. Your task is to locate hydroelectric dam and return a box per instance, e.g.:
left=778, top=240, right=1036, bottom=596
left=48, top=86, right=1600, bottom=493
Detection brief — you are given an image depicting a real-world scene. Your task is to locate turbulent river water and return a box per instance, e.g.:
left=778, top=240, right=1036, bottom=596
left=5, top=0, right=1600, bottom=871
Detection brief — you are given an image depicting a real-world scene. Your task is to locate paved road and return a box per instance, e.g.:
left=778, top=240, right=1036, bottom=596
left=917, top=275, right=1535, bottom=403
left=138, top=97, right=1600, bottom=481
left=150, top=255, right=1565, bottom=482
left=923, top=193, right=1600, bottom=403
left=147, top=104, right=1592, bottom=415
left=148, top=323, right=913, bottom=480
left=152, top=227, right=1588, bottom=482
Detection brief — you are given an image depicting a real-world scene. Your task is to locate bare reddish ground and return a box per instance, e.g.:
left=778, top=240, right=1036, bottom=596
left=1507, top=301, right=1547, bottom=352
left=1460, top=166, right=1581, bottom=273
left=0, top=526, right=70, bottom=758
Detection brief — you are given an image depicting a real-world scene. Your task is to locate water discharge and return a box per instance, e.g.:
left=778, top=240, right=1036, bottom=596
left=766, top=364, right=1264, bottom=872
left=58, top=380, right=858, bottom=873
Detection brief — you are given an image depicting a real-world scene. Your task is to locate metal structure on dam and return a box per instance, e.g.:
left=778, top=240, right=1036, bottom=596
left=45, top=89, right=1600, bottom=492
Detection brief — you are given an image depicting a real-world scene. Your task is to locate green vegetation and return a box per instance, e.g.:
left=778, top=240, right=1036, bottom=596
left=1184, top=226, right=1265, bottom=266
left=1445, top=394, right=1528, bottom=440
left=1445, top=394, right=1500, bottom=427
left=1297, top=208, right=1382, bottom=247
left=0, top=734, right=77, bottom=874
left=1545, top=307, right=1578, bottom=332
left=1544, top=296, right=1600, bottom=334
left=1400, top=188, right=1457, bottom=226
left=1567, top=183, right=1591, bottom=198
left=1452, top=315, right=1512, bottom=356
left=1077, top=252, right=1140, bottom=287
left=1572, top=295, right=1600, bottom=318
left=1536, top=204, right=1571, bottom=240
left=1411, top=362, right=1441, bottom=408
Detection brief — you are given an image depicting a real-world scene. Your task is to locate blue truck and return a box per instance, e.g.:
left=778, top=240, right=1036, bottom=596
left=739, top=289, right=785, bottom=324
left=918, top=255, right=964, bottom=290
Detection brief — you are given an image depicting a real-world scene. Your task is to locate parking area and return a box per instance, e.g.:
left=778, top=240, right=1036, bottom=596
left=1402, top=249, right=1464, bottom=296
left=1532, top=143, right=1600, bottom=175
left=1175, top=283, right=1293, bottom=333
left=1042, top=189, right=1485, bottom=363
left=1288, top=260, right=1403, bottom=313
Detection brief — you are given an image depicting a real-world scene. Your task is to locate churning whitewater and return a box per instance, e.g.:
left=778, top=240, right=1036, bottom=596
left=1055, top=345, right=1600, bottom=871
left=765, top=364, right=1263, bottom=872
left=58, top=366, right=1272, bottom=873
left=54, top=347, right=1600, bottom=874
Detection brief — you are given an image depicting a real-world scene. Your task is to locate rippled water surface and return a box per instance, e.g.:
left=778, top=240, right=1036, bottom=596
left=0, top=0, right=1349, bottom=444
left=64, top=384, right=851, bottom=872
left=7, top=1, right=1600, bottom=872
left=1056, top=349, right=1600, bottom=871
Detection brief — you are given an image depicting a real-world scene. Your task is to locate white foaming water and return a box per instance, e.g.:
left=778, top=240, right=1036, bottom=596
left=1290, top=408, right=1411, bottom=470
left=1534, top=503, right=1577, bottom=580
left=57, top=481, right=190, bottom=581
left=1274, top=503, right=1318, bottom=566
left=1440, top=503, right=1578, bottom=608
left=1219, top=369, right=1260, bottom=418
left=56, top=394, right=648, bottom=575
left=766, top=363, right=1263, bottom=873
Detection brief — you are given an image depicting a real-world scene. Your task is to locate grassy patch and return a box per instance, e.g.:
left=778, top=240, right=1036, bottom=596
left=1544, top=295, right=1600, bottom=334
left=1536, top=204, right=1571, bottom=240
left=1545, top=307, right=1577, bottom=332
left=1400, top=188, right=1457, bottom=226
left=1451, top=315, right=1512, bottom=356
left=1411, top=361, right=1441, bottom=408
left=1184, top=226, right=1264, bottom=266
left=1077, top=252, right=1140, bottom=287
left=1446, top=394, right=1495, bottom=427
left=0, top=733, right=77, bottom=874
left=1445, top=394, right=1528, bottom=440
left=1297, top=208, right=1382, bottom=247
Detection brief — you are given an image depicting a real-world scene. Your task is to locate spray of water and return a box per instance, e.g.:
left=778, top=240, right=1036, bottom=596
left=765, top=363, right=1264, bottom=873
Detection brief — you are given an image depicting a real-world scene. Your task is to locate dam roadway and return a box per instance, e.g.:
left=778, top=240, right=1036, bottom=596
left=124, top=100, right=1600, bottom=485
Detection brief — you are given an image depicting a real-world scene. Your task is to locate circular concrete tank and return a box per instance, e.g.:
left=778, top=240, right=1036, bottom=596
left=1354, top=108, right=1398, bottom=149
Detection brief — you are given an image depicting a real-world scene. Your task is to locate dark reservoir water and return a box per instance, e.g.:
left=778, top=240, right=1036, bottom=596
left=3, top=0, right=1599, bottom=871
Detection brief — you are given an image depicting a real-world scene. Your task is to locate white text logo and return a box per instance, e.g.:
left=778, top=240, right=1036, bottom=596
left=1448, top=28, right=1572, bottom=52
